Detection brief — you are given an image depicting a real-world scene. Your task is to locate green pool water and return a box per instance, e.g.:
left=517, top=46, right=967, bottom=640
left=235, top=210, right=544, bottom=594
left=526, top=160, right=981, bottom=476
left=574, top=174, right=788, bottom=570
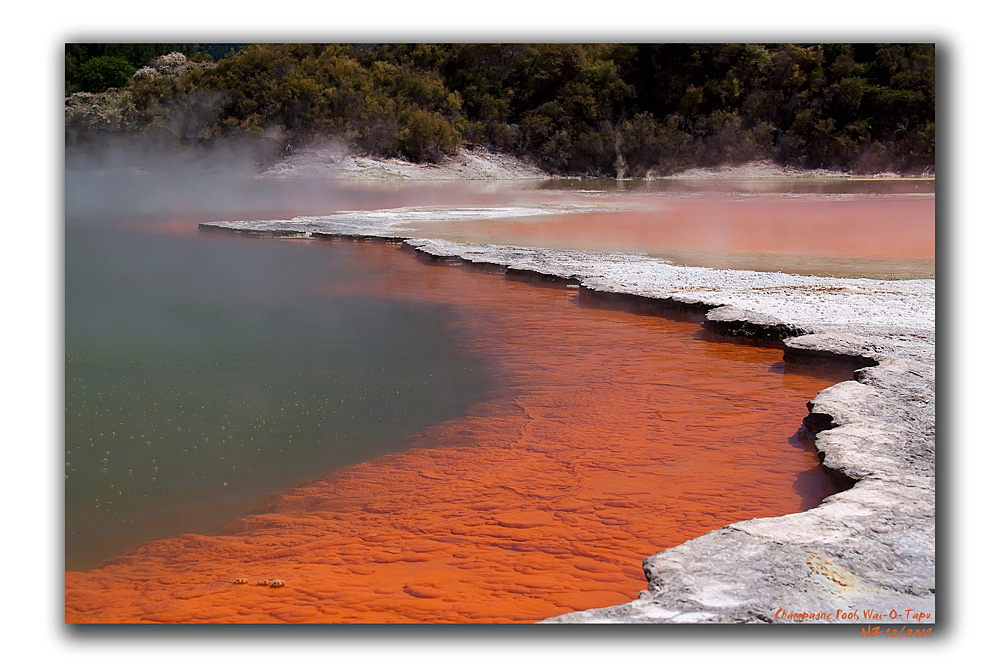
left=65, top=202, right=493, bottom=570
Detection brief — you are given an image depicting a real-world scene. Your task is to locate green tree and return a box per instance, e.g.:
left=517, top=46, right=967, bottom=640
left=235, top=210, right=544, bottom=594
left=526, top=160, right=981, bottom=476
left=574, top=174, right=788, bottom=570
left=78, top=56, right=135, bottom=93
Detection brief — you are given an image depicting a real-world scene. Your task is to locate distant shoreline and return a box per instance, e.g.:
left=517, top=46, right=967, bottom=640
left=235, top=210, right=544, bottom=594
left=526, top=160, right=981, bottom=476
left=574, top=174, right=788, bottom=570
left=64, top=138, right=936, bottom=183
left=258, top=147, right=936, bottom=183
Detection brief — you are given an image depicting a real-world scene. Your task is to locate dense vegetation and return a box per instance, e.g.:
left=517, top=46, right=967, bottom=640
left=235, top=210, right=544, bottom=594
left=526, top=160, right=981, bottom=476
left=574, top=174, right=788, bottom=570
left=66, top=43, right=935, bottom=175
left=65, top=44, right=240, bottom=94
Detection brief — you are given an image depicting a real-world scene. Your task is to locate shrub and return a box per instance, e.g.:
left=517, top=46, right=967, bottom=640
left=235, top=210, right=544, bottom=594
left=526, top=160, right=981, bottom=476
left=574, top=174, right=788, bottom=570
left=396, top=109, right=460, bottom=163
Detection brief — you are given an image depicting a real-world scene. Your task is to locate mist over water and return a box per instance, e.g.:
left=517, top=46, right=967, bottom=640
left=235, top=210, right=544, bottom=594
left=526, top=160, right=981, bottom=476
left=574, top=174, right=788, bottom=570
left=64, top=157, right=500, bottom=570
left=65, top=140, right=546, bottom=229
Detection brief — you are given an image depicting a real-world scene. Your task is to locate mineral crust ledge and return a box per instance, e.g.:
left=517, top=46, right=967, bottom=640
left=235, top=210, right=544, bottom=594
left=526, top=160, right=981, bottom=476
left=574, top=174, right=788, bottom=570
left=198, top=216, right=936, bottom=625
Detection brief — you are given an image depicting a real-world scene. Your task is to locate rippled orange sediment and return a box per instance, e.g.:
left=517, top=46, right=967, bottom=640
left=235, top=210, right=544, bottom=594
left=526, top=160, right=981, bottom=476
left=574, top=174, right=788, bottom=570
left=65, top=240, right=843, bottom=623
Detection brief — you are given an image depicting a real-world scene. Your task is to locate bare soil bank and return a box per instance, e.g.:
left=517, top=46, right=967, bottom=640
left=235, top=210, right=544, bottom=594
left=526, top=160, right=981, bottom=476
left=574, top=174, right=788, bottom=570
left=260, top=146, right=549, bottom=181
left=260, top=148, right=933, bottom=182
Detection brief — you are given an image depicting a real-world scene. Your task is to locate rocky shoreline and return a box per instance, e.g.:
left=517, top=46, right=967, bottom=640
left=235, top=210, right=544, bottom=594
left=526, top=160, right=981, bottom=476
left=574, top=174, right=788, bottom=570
left=199, top=201, right=935, bottom=624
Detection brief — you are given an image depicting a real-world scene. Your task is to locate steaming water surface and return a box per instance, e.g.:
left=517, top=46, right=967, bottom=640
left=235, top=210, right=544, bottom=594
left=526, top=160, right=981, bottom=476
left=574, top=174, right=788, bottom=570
left=65, top=184, right=500, bottom=570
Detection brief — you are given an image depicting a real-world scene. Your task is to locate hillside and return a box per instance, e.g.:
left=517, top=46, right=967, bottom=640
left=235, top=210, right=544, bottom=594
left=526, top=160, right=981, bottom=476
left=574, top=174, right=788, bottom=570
left=65, top=43, right=935, bottom=177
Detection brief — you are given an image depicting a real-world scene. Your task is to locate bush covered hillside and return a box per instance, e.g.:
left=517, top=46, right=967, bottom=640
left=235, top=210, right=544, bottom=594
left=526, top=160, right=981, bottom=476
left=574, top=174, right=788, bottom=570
left=65, top=43, right=935, bottom=176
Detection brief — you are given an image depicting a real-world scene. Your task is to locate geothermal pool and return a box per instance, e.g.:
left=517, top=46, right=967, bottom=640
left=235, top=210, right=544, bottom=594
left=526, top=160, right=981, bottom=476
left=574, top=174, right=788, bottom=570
left=64, top=175, right=932, bottom=623
left=64, top=225, right=497, bottom=570
left=404, top=179, right=935, bottom=279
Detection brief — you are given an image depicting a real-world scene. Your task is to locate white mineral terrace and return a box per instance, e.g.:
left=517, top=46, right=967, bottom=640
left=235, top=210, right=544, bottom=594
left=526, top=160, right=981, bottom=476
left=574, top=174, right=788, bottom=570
left=201, top=204, right=936, bottom=624
left=254, top=202, right=631, bottom=234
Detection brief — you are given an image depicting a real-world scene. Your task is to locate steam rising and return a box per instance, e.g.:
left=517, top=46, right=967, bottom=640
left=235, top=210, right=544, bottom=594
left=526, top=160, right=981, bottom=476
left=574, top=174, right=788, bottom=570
left=65, top=138, right=393, bottom=235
